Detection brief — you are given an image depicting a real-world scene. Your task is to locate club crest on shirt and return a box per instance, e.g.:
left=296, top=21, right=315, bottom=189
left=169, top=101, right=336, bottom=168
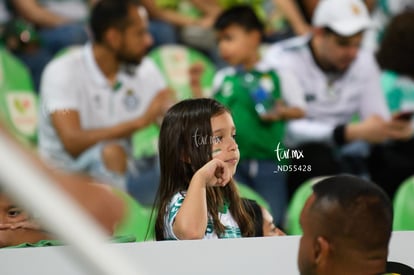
left=221, top=81, right=234, bottom=97
left=123, top=89, right=139, bottom=111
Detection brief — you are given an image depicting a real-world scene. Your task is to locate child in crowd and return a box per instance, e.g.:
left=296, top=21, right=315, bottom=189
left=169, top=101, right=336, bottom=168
left=154, top=98, right=283, bottom=240
left=368, top=10, right=414, bottom=199
left=212, top=5, right=306, bottom=225
left=242, top=199, right=285, bottom=237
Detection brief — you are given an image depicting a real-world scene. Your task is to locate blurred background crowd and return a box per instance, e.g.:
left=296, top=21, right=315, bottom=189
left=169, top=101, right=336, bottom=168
left=0, top=0, right=413, bottom=239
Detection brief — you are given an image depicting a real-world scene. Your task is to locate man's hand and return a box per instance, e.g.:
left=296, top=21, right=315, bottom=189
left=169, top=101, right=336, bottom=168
left=189, top=62, right=204, bottom=98
left=346, top=115, right=413, bottom=143
left=142, top=88, right=175, bottom=126
left=387, top=118, right=413, bottom=141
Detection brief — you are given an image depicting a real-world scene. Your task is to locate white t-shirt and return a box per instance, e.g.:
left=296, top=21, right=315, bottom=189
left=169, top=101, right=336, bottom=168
left=164, top=192, right=241, bottom=240
left=262, top=35, right=390, bottom=146
left=38, top=44, right=166, bottom=167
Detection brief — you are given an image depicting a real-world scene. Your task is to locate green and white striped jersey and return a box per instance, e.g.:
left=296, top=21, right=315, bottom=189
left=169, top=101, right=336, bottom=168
left=164, top=192, right=241, bottom=240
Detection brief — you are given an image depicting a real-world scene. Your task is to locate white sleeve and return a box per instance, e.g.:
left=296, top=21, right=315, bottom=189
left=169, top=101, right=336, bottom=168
left=285, top=119, right=334, bottom=148
left=358, top=55, right=391, bottom=120
left=211, top=67, right=233, bottom=96
left=40, top=57, right=79, bottom=115
left=261, top=43, right=283, bottom=70
left=142, top=58, right=168, bottom=93
left=164, top=192, right=186, bottom=240
left=278, top=69, right=307, bottom=110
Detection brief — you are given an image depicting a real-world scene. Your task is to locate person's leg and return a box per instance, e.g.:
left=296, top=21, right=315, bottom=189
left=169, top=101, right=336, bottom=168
left=254, top=160, right=287, bottom=227
left=338, top=141, right=371, bottom=179
left=38, top=23, right=89, bottom=55
left=70, top=142, right=128, bottom=191
left=368, top=138, right=414, bottom=199
left=102, top=143, right=128, bottom=175
left=15, top=47, right=53, bottom=93
left=236, top=160, right=287, bottom=227
left=126, top=155, right=160, bottom=206
left=148, top=20, right=178, bottom=48
left=286, top=142, right=341, bottom=200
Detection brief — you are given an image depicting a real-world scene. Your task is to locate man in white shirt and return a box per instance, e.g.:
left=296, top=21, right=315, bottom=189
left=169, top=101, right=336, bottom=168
left=262, top=0, right=412, bottom=194
left=38, top=0, right=172, bottom=193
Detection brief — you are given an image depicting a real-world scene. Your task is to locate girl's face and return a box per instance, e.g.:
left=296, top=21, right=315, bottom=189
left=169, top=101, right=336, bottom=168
left=0, top=194, right=49, bottom=247
left=210, top=112, right=239, bottom=175
left=0, top=194, right=29, bottom=225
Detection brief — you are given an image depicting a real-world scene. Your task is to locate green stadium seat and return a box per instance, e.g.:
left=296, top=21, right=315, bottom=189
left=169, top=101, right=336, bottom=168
left=393, top=176, right=414, bottom=231
left=114, top=190, right=156, bottom=242
left=285, top=177, right=326, bottom=235
left=0, top=47, right=38, bottom=147
left=148, top=44, right=215, bottom=100
left=237, top=182, right=270, bottom=212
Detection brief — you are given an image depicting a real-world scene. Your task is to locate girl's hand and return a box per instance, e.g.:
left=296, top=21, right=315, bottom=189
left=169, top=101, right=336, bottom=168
left=196, top=158, right=232, bottom=187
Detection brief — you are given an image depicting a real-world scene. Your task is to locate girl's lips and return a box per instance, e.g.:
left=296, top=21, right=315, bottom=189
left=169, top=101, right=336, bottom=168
left=225, top=158, right=238, bottom=164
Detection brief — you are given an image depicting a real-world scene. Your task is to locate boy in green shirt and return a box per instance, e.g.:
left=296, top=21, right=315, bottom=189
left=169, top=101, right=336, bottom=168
left=212, top=5, right=306, bottom=225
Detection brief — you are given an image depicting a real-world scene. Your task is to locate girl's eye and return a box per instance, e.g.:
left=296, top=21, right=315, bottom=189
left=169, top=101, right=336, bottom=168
left=213, top=136, right=222, bottom=144
left=232, top=134, right=237, bottom=139
left=8, top=208, right=22, bottom=218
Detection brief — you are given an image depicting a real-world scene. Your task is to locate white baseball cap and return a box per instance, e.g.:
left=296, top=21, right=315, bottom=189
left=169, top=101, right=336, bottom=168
left=312, top=0, right=371, bottom=36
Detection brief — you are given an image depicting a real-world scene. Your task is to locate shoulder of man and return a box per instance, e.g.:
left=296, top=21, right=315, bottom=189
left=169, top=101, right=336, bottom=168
left=133, top=57, right=161, bottom=76
left=266, top=35, right=311, bottom=55
left=43, top=46, right=84, bottom=74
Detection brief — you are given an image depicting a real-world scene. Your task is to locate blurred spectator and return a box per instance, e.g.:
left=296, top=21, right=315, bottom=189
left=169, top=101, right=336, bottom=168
left=242, top=199, right=285, bottom=237
left=3, top=0, right=95, bottom=91
left=262, top=0, right=412, bottom=198
left=212, top=5, right=306, bottom=225
left=0, top=0, right=10, bottom=24
left=363, top=0, right=414, bottom=51
left=368, top=11, right=414, bottom=199
left=38, top=0, right=172, bottom=201
left=9, top=0, right=93, bottom=54
left=0, top=121, right=126, bottom=247
left=273, top=0, right=377, bottom=40
left=141, top=0, right=218, bottom=54
left=141, top=0, right=219, bottom=49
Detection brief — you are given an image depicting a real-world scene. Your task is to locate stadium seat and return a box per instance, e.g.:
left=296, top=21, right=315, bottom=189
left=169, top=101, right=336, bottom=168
left=393, top=176, right=414, bottom=231
left=0, top=47, right=38, bottom=146
left=114, top=190, right=155, bottom=242
left=148, top=44, right=215, bottom=100
left=237, top=182, right=270, bottom=212
left=285, top=177, right=327, bottom=235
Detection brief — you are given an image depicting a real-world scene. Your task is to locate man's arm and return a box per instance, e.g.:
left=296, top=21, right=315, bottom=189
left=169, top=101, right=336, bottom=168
left=51, top=89, right=171, bottom=158
left=11, top=0, right=69, bottom=28
left=273, top=0, right=311, bottom=36
left=141, top=0, right=208, bottom=27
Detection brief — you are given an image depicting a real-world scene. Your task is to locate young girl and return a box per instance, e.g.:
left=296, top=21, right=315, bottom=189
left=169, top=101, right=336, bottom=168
left=154, top=98, right=256, bottom=240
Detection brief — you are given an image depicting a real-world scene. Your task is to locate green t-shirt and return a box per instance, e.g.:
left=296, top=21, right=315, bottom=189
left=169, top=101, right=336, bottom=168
left=214, top=67, right=285, bottom=161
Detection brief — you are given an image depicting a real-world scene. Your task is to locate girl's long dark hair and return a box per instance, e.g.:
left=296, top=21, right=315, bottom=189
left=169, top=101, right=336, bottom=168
left=154, top=98, right=255, bottom=240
